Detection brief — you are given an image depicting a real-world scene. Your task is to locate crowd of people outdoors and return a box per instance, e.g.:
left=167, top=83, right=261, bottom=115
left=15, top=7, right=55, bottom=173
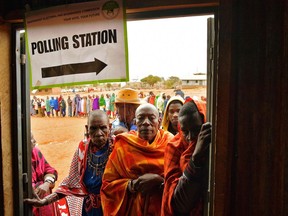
left=25, top=87, right=210, bottom=216
left=30, top=88, right=206, bottom=121
left=30, top=93, right=116, bottom=119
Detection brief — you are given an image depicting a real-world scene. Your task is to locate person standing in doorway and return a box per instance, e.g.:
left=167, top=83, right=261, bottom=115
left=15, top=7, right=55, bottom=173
left=161, top=99, right=212, bottom=216
left=31, top=132, right=58, bottom=215
left=101, top=103, right=174, bottom=216
left=25, top=110, right=114, bottom=216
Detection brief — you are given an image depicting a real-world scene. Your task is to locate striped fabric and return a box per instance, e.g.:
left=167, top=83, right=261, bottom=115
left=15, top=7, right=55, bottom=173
left=161, top=99, right=207, bottom=216
left=55, top=139, right=112, bottom=215
left=101, top=129, right=173, bottom=216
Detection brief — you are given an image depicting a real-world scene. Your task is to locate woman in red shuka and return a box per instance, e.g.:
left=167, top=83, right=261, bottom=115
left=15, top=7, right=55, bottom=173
left=161, top=99, right=212, bottom=216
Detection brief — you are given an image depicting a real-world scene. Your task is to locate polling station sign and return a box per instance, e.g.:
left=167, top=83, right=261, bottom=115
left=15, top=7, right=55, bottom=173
left=25, top=0, right=129, bottom=88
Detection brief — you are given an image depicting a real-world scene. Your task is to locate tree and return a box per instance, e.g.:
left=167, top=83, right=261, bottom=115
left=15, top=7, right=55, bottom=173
left=140, top=75, right=162, bottom=87
left=106, top=83, right=112, bottom=88
left=164, top=76, right=181, bottom=89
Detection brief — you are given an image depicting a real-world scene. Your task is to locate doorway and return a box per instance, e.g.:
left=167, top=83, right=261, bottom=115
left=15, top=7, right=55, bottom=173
left=13, top=10, right=216, bottom=216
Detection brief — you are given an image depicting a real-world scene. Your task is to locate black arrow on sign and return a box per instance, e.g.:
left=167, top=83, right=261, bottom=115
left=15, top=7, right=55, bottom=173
left=41, top=58, right=107, bottom=78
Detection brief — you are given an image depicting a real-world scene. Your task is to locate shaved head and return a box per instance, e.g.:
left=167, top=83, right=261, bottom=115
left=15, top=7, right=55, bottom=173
left=88, top=110, right=109, bottom=126
left=135, top=103, right=159, bottom=118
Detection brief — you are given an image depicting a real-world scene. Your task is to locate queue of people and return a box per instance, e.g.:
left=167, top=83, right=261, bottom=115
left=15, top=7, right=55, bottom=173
left=25, top=87, right=210, bottom=216
left=30, top=93, right=117, bottom=119
left=30, top=88, right=204, bottom=120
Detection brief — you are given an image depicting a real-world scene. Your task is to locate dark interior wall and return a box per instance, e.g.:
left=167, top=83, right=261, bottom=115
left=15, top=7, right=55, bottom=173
left=216, top=0, right=288, bottom=215
left=234, top=2, right=286, bottom=215
left=284, top=4, right=288, bottom=212
left=0, top=0, right=218, bottom=20
left=213, top=0, right=234, bottom=214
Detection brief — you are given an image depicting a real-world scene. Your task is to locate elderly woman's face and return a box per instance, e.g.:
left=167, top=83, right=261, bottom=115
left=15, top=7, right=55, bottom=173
left=88, top=115, right=109, bottom=148
left=136, top=104, right=160, bottom=143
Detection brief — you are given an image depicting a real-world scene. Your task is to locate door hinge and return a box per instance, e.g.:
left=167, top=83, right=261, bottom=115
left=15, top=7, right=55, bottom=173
left=22, top=173, right=28, bottom=184
left=209, top=47, right=214, bottom=60
left=20, top=54, right=26, bottom=65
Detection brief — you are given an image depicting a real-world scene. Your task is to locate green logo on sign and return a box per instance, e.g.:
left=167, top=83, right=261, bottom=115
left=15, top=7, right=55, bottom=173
left=102, top=1, right=120, bottom=19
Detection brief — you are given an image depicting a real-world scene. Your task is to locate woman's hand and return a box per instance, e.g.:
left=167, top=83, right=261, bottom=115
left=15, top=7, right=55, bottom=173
left=133, top=173, right=163, bottom=195
left=24, top=189, right=47, bottom=207
left=35, top=182, right=50, bottom=198
left=192, top=122, right=212, bottom=164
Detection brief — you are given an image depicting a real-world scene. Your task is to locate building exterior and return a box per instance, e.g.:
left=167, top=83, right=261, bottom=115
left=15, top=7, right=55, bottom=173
left=181, top=74, right=207, bottom=88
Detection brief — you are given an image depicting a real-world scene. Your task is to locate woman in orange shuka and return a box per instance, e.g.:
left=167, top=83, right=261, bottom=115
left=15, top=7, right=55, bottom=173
left=101, top=103, right=174, bottom=216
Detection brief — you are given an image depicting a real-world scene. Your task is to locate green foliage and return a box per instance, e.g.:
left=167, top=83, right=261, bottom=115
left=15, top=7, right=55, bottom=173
left=140, top=75, right=162, bottom=87
left=164, top=76, right=181, bottom=88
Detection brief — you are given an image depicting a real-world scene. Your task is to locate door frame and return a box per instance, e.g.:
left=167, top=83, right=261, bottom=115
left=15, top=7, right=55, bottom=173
left=11, top=5, right=218, bottom=216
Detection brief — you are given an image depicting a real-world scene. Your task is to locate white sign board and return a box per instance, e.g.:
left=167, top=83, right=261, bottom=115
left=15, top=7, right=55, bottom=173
left=25, top=0, right=128, bottom=88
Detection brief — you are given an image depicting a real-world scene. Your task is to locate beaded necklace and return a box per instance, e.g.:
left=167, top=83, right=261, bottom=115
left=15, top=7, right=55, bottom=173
left=87, top=140, right=112, bottom=176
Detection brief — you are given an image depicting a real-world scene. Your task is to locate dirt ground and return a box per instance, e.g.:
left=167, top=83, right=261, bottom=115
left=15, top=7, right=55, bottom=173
left=31, top=117, right=87, bottom=188
left=31, top=87, right=206, bottom=189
